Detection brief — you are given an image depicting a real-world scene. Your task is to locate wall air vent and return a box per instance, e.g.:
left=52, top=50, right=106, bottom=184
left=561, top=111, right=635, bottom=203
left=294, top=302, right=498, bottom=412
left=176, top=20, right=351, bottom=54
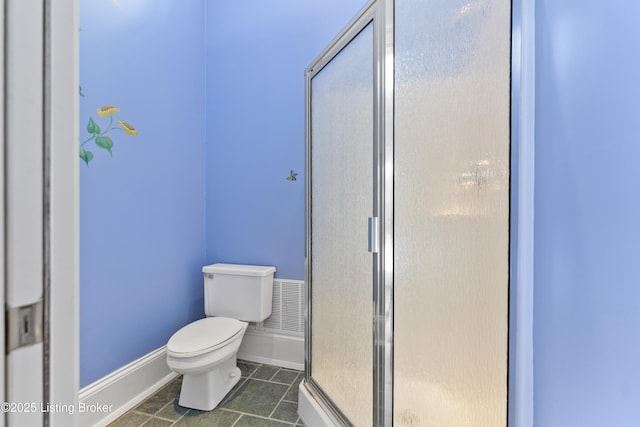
left=249, top=279, right=305, bottom=337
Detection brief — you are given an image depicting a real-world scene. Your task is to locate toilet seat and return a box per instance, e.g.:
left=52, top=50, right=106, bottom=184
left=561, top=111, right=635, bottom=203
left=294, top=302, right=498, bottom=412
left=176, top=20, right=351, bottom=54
left=167, top=317, right=244, bottom=358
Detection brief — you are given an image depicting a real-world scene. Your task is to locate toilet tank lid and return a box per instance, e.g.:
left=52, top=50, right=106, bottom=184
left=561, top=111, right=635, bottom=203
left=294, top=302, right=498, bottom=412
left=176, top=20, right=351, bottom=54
left=203, top=263, right=276, bottom=277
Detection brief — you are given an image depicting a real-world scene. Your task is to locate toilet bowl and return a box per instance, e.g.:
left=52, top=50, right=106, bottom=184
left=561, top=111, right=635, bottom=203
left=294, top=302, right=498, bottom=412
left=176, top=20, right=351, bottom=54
left=166, top=263, right=275, bottom=411
left=166, top=317, right=248, bottom=410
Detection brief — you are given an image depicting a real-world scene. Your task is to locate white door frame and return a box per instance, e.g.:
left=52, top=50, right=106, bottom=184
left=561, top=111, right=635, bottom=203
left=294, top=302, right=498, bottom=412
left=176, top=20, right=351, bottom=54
left=2, top=0, right=79, bottom=425
left=4, top=0, right=46, bottom=425
left=46, top=0, right=80, bottom=425
left=1, top=0, right=6, bottom=425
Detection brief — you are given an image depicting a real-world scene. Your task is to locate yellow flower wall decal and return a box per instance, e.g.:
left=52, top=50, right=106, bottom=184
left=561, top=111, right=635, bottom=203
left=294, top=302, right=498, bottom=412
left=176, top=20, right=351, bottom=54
left=117, top=120, right=138, bottom=136
left=80, top=96, right=139, bottom=166
left=97, top=105, right=121, bottom=117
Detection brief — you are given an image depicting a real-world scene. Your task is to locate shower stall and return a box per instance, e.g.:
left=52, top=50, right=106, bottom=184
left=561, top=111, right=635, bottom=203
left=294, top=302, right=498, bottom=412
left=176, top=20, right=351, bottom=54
left=300, top=0, right=512, bottom=425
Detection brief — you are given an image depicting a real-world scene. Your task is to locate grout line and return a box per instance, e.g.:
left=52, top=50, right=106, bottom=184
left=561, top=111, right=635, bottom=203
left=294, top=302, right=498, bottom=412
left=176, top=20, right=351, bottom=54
left=280, top=372, right=303, bottom=404
left=246, top=376, right=296, bottom=386
left=268, top=381, right=292, bottom=420
left=117, top=363, right=302, bottom=427
left=220, top=377, right=248, bottom=406
left=230, top=413, right=242, bottom=427
left=170, top=408, right=191, bottom=426
left=153, top=399, right=176, bottom=416
left=245, top=362, right=263, bottom=379
left=129, top=409, right=157, bottom=417
left=110, top=411, right=150, bottom=426
left=150, top=412, right=181, bottom=423
left=138, top=415, right=153, bottom=426
left=223, top=409, right=297, bottom=426
left=269, top=368, right=282, bottom=381
left=138, top=412, right=181, bottom=426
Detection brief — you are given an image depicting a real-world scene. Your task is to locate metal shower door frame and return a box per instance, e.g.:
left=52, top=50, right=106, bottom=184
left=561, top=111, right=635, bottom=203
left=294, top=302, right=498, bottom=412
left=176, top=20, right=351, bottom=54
left=304, top=0, right=394, bottom=425
left=304, top=0, right=536, bottom=425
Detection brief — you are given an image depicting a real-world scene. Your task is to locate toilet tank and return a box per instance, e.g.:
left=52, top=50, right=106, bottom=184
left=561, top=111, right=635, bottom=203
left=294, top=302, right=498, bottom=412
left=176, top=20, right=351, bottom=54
left=202, top=263, right=275, bottom=322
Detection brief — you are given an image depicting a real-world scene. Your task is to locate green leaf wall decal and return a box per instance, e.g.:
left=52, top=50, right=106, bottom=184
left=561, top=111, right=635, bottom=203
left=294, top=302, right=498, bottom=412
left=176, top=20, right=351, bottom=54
left=79, top=147, right=94, bottom=165
left=95, top=136, right=113, bottom=155
left=87, top=117, right=101, bottom=134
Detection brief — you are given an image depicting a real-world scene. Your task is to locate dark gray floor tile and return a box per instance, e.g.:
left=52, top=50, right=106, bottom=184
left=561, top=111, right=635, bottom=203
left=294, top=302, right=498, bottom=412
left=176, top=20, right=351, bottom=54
left=234, top=415, right=294, bottom=427
left=141, top=417, right=173, bottom=427
left=109, top=411, right=151, bottom=427
left=220, top=377, right=248, bottom=406
left=221, top=379, right=288, bottom=417
left=271, top=369, right=300, bottom=385
left=117, top=364, right=303, bottom=427
left=283, top=373, right=303, bottom=402
left=251, top=364, right=279, bottom=380
left=174, top=408, right=240, bottom=426
left=135, top=378, right=182, bottom=414
left=238, top=360, right=260, bottom=377
left=271, top=401, right=299, bottom=423
left=154, top=398, right=190, bottom=421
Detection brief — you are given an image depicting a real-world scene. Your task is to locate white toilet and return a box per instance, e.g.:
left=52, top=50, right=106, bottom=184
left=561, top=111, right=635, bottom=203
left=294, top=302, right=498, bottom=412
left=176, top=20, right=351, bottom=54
left=166, top=263, right=275, bottom=411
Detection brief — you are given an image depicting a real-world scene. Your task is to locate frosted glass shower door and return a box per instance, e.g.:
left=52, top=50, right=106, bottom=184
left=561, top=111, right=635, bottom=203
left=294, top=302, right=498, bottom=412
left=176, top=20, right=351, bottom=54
left=307, top=22, right=374, bottom=426
left=393, top=0, right=512, bottom=426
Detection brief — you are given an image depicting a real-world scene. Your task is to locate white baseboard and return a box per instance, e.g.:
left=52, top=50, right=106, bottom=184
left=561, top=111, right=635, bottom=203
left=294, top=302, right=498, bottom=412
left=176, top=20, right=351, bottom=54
left=77, top=331, right=303, bottom=426
left=78, top=346, right=177, bottom=427
left=238, top=329, right=304, bottom=371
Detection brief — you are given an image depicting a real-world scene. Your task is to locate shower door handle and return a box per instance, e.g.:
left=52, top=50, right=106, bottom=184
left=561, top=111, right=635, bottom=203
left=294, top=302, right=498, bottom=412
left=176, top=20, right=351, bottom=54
left=368, top=217, right=379, bottom=253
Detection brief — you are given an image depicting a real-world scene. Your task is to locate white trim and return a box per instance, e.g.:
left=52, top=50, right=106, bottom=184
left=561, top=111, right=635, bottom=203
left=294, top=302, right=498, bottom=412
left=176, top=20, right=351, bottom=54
left=0, top=0, right=6, bottom=424
left=237, top=329, right=304, bottom=371
left=512, top=0, right=535, bottom=426
left=46, top=0, right=80, bottom=425
left=5, top=0, right=44, bottom=307
left=78, top=347, right=177, bottom=427
left=4, top=0, right=45, bottom=425
left=76, top=332, right=303, bottom=427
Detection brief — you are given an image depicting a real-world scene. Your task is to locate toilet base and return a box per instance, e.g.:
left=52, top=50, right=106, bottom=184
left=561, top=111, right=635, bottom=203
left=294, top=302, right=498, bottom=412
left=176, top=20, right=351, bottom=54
left=178, top=356, right=241, bottom=411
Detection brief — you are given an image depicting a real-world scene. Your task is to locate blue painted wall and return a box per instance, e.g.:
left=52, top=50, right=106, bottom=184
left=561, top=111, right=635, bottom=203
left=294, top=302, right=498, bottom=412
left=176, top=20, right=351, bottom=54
left=80, top=0, right=206, bottom=387
left=80, top=0, right=366, bottom=386
left=534, top=1, right=640, bottom=424
left=205, top=0, right=367, bottom=279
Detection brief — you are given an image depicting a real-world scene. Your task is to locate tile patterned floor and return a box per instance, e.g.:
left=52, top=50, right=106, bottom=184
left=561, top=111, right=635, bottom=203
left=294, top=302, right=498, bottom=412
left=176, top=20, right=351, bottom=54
left=109, top=360, right=305, bottom=427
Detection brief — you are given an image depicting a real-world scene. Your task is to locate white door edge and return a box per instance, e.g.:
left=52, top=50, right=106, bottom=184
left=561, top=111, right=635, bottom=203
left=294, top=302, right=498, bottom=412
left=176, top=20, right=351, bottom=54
left=46, top=0, right=80, bottom=425
left=1, top=0, right=6, bottom=425
left=4, top=0, right=45, bottom=425
left=3, top=0, right=80, bottom=425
